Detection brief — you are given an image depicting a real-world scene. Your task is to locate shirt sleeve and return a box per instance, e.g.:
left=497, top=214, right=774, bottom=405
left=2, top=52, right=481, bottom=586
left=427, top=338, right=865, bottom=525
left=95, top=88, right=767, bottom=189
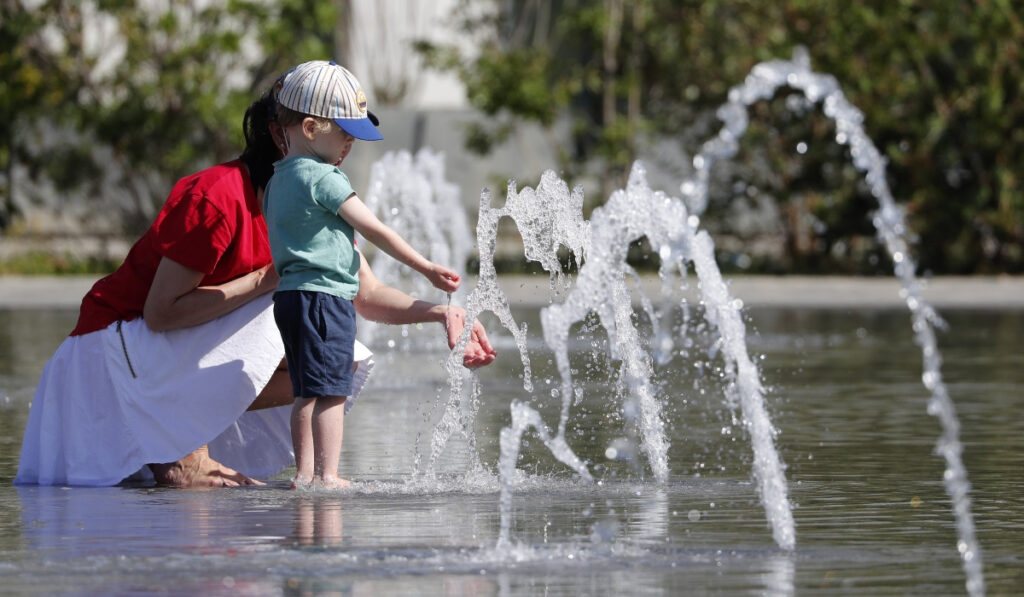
left=154, top=193, right=231, bottom=275
left=311, top=169, right=356, bottom=214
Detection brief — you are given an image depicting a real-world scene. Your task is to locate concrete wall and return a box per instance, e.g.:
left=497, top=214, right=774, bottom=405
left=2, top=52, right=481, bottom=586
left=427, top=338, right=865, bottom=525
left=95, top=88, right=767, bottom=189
left=342, top=108, right=570, bottom=224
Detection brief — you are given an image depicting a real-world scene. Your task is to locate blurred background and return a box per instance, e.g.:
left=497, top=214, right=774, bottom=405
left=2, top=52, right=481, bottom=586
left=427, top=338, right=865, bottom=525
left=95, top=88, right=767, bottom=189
left=1, top=0, right=1021, bottom=275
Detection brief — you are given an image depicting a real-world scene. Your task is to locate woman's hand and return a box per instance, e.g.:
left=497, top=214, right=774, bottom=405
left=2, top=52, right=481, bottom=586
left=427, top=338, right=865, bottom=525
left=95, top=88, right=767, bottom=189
left=444, top=305, right=497, bottom=368
left=254, top=262, right=280, bottom=294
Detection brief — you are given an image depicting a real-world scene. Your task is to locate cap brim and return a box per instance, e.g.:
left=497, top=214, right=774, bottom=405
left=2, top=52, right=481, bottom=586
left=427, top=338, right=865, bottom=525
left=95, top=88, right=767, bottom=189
left=335, top=113, right=382, bottom=141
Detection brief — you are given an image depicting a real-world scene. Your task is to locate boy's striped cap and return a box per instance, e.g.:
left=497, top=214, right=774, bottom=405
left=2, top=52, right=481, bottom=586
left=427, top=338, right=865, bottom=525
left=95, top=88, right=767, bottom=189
left=278, top=60, right=382, bottom=141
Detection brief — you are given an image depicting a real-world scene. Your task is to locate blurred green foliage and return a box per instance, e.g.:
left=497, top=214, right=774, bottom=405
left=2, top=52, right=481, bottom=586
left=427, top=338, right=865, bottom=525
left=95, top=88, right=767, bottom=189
left=2, top=1, right=1021, bottom=275
left=419, top=0, right=1023, bottom=274
left=0, top=251, right=120, bottom=275
left=0, top=0, right=337, bottom=235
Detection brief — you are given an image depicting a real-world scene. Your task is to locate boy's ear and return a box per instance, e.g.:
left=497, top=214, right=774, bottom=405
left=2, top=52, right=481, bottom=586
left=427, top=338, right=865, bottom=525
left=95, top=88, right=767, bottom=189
left=301, top=117, right=319, bottom=140
left=269, top=122, right=286, bottom=151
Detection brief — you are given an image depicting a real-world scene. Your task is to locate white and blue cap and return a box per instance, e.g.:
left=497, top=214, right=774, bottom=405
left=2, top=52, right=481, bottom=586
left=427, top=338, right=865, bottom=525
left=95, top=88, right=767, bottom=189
left=277, top=60, right=382, bottom=141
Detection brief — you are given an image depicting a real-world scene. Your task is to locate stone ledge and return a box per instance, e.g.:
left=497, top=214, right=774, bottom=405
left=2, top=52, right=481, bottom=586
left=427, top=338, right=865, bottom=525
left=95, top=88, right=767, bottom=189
left=2, top=274, right=1022, bottom=310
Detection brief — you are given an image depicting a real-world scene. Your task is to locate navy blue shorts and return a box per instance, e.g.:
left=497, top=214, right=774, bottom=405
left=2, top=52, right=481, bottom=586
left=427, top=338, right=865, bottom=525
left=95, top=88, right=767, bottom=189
left=273, top=290, right=356, bottom=399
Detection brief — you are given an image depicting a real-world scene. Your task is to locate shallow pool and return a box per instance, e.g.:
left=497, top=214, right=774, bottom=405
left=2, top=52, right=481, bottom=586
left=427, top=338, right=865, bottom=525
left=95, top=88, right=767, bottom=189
left=0, top=306, right=1021, bottom=595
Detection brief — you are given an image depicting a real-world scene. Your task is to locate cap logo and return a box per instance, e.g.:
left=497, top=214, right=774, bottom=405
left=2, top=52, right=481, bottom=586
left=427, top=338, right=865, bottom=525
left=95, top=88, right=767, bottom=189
left=356, top=89, right=367, bottom=114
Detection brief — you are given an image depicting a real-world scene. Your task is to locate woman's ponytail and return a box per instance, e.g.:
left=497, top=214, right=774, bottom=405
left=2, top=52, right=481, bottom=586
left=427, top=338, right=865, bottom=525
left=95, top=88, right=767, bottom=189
left=239, top=84, right=280, bottom=192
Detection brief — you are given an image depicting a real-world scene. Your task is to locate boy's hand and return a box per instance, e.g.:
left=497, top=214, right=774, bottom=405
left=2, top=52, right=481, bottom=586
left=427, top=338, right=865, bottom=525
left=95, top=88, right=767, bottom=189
left=426, top=263, right=461, bottom=293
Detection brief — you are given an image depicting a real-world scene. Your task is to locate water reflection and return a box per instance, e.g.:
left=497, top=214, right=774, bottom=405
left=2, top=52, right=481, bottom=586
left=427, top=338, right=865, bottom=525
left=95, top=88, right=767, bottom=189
left=294, top=495, right=344, bottom=547
left=762, top=555, right=796, bottom=597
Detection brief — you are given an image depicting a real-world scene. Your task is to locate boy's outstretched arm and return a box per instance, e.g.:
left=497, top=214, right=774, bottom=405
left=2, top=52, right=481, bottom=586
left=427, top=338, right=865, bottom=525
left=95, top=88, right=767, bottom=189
left=353, top=248, right=496, bottom=368
left=338, top=195, right=460, bottom=293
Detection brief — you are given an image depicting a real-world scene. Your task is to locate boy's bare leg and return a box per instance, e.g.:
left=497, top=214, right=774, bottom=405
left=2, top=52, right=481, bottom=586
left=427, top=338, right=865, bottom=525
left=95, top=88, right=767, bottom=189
left=291, top=397, right=316, bottom=488
left=313, top=395, right=349, bottom=489
left=150, top=445, right=264, bottom=487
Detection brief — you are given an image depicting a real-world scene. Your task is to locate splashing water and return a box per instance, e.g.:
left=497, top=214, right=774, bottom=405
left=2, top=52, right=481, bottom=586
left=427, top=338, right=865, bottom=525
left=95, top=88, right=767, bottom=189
left=497, top=401, right=593, bottom=548
left=376, top=50, right=983, bottom=594
left=474, top=162, right=796, bottom=550
left=423, top=173, right=590, bottom=477
left=359, top=148, right=474, bottom=349
left=679, top=47, right=983, bottom=595
left=361, top=148, right=487, bottom=477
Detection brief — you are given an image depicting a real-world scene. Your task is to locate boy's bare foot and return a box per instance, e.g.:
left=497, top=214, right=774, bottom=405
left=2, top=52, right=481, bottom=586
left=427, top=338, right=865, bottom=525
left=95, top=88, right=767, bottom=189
left=150, top=445, right=264, bottom=488
left=316, top=475, right=351, bottom=490
left=291, top=475, right=314, bottom=490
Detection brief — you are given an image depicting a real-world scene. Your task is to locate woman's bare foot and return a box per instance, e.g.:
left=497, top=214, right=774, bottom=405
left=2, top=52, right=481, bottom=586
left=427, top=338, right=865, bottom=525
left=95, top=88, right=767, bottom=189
left=316, top=475, right=351, bottom=490
left=150, top=445, right=264, bottom=488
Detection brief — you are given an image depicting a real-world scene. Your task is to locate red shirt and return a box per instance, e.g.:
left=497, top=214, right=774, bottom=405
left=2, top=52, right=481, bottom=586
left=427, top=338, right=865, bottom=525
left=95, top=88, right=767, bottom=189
left=71, top=160, right=271, bottom=336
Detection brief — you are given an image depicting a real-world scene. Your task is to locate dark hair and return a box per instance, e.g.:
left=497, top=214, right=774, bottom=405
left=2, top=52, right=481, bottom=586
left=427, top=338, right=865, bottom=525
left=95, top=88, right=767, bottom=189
left=239, top=83, right=281, bottom=192
left=276, top=104, right=332, bottom=133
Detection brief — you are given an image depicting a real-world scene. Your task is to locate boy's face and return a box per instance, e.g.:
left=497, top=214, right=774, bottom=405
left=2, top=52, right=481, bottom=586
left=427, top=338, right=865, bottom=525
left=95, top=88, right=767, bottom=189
left=310, top=122, right=355, bottom=168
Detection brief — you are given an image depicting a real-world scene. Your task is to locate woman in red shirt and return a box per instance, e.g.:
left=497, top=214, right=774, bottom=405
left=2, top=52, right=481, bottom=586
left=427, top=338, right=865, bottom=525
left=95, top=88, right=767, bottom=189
left=14, top=76, right=495, bottom=488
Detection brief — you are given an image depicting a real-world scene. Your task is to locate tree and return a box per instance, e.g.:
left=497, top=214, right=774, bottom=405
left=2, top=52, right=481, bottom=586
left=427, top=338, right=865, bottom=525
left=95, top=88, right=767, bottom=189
left=0, top=3, right=68, bottom=229
left=1, top=0, right=337, bottom=236
left=418, top=0, right=1024, bottom=274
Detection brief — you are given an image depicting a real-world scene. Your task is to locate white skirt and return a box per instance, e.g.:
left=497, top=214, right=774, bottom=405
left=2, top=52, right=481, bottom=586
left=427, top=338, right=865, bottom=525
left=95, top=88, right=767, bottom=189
left=14, top=293, right=374, bottom=486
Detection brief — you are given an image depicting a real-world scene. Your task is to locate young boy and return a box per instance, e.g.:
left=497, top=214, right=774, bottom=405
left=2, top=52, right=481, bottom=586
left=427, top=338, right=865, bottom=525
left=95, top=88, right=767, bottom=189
left=264, top=61, right=461, bottom=489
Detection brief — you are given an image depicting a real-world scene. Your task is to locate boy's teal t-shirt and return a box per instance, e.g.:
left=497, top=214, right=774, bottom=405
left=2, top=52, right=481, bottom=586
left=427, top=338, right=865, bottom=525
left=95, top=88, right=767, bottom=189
left=263, top=155, right=360, bottom=299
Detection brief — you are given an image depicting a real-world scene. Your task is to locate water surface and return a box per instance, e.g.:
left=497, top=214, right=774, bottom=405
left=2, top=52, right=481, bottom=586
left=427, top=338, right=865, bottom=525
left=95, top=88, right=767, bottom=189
left=0, top=306, right=1021, bottom=595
